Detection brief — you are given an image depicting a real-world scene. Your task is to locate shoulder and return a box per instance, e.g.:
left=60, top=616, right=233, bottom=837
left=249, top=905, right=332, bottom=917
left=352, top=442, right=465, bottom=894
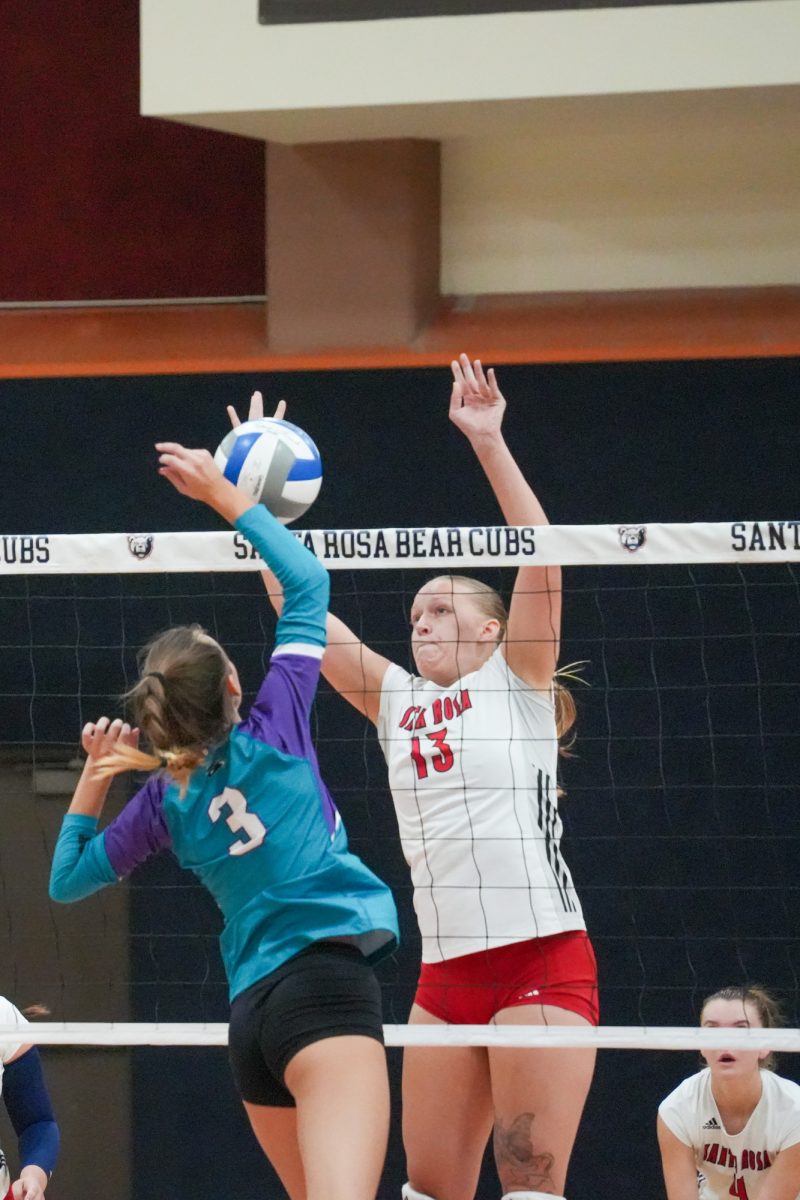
left=490, top=647, right=556, bottom=713
left=765, top=1070, right=800, bottom=1110
left=0, top=996, right=24, bottom=1024
left=381, top=661, right=422, bottom=698
left=660, top=1070, right=706, bottom=1114
left=0, top=996, right=28, bottom=1065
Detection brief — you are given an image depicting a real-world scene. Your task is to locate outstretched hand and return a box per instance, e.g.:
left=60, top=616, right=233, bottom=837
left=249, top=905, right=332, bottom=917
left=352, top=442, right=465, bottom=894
left=156, top=443, right=227, bottom=504
left=449, top=353, right=506, bottom=441
left=227, top=391, right=286, bottom=429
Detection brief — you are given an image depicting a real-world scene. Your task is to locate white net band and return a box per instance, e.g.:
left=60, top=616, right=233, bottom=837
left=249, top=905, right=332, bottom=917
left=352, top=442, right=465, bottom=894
left=1, top=1024, right=799, bottom=1050
left=1, top=520, right=798, bottom=573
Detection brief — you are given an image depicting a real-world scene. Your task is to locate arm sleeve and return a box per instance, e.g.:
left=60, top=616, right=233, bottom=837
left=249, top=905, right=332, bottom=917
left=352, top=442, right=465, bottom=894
left=235, top=505, right=329, bottom=648
left=3, top=1048, right=60, bottom=1176
left=49, top=776, right=171, bottom=903
left=658, top=1089, right=694, bottom=1148
left=49, top=814, right=117, bottom=902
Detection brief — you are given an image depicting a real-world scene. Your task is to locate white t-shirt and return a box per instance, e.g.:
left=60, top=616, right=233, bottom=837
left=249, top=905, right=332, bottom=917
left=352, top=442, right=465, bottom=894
left=0, top=995, right=29, bottom=1194
left=378, top=647, right=585, bottom=962
left=659, top=1068, right=800, bottom=1200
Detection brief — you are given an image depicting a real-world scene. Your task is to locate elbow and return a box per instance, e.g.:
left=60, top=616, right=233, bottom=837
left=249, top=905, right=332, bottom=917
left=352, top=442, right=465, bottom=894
left=48, top=875, right=72, bottom=904
left=311, top=564, right=330, bottom=606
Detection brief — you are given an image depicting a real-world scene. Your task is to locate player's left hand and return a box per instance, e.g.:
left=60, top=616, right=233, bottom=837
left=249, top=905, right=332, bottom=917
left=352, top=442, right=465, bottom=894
left=226, top=391, right=286, bottom=428
left=449, top=353, right=506, bottom=441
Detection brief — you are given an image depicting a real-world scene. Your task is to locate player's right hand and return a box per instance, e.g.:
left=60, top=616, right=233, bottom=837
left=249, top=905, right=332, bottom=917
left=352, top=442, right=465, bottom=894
left=82, top=717, right=139, bottom=762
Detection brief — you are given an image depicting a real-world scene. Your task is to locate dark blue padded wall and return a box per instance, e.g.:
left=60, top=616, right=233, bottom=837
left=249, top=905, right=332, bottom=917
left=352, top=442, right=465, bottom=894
left=2, top=357, right=798, bottom=1199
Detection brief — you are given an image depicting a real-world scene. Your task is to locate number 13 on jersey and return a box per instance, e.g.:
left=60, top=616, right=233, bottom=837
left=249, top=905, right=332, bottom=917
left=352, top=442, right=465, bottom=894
left=410, top=729, right=455, bottom=779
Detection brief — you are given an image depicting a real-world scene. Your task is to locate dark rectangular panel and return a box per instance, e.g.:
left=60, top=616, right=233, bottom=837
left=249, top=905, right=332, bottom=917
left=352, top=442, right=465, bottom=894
left=259, top=0, right=732, bottom=23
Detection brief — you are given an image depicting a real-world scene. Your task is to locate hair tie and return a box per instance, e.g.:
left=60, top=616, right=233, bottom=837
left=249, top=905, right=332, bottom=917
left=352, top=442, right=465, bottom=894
left=145, top=671, right=166, bottom=685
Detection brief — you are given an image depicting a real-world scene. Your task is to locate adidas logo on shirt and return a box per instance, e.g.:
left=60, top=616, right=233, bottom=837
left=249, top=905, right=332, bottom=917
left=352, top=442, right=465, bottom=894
left=703, top=1117, right=721, bottom=1129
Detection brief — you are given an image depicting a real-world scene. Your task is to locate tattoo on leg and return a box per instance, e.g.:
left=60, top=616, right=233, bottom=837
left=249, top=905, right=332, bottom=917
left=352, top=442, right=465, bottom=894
left=493, top=1112, right=556, bottom=1194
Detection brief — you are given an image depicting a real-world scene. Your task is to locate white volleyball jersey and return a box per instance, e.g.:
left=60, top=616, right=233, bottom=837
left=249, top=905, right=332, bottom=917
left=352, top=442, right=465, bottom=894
left=659, top=1068, right=800, bottom=1200
left=378, top=647, right=585, bottom=962
left=0, top=996, right=28, bottom=1194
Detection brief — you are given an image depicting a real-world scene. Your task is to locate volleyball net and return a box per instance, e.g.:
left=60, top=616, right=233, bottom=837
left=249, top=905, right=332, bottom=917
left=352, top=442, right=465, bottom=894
left=1, top=518, right=798, bottom=1052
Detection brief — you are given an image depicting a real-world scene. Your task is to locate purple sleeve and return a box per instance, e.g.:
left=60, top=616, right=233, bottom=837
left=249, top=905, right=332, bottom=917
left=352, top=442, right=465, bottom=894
left=240, top=650, right=322, bottom=759
left=103, top=774, right=172, bottom=878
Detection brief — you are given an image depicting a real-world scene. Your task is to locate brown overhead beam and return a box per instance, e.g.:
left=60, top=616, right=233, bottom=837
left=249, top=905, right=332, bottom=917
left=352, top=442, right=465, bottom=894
left=266, top=140, right=441, bottom=353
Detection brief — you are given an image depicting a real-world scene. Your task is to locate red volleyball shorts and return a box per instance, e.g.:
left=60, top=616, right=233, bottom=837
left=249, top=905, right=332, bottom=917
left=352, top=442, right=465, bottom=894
left=413, top=930, right=599, bottom=1026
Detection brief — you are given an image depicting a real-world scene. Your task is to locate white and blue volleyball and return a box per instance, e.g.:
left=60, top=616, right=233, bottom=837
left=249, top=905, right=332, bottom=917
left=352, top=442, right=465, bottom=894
left=214, top=418, right=322, bottom=524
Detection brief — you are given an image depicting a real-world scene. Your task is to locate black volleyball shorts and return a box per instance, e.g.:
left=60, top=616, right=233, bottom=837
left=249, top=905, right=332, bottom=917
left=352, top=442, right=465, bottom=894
left=228, top=941, right=384, bottom=1107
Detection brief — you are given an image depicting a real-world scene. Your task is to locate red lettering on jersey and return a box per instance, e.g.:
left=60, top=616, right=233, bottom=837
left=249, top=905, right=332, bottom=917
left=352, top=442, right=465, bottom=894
left=718, top=1147, right=729, bottom=1167
left=459, top=689, right=472, bottom=713
left=432, top=698, right=442, bottom=726
left=399, top=705, right=427, bottom=731
left=443, top=696, right=455, bottom=721
left=706, top=1143, right=720, bottom=1164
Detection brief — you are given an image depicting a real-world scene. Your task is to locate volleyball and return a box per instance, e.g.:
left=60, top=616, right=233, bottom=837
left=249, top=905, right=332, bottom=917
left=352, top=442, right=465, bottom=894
left=214, top=418, right=322, bottom=524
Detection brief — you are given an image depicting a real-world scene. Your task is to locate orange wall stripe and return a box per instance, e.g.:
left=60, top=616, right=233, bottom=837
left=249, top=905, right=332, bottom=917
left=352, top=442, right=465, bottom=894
left=1, top=290, right=798, bottom=378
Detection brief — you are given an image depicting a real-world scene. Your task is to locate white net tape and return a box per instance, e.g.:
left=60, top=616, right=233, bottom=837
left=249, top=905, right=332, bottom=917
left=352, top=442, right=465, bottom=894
left=1, top=1024, right=799, bottom=1050
left=0, top=520, right=798, bottom=573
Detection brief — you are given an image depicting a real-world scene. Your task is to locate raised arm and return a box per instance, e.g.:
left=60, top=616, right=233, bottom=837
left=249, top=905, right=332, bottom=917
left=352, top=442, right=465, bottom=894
left=258, top=568, right=390, bottom=725
left=227, top=393, right=390, bottom=724
left=450, top=354, right=560, bottom=690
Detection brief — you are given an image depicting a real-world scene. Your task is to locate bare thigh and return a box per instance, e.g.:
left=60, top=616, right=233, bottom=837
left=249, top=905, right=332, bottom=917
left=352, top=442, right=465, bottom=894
left=402, top=1004, right=495, bottom=1200
left=242, top=1103, right=306, bottom=1200
left=285, top=1034, right=390, bottom=1200
left=489, top=1005, right=596, bottom=1196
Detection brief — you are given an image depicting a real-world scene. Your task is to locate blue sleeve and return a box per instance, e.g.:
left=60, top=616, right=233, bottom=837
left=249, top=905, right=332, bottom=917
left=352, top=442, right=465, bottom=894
left=235, top=505, right=329, bottom=648
left=48, top=814, right=117, bottom=903
left=3, top=1048, right=60, bottom=1176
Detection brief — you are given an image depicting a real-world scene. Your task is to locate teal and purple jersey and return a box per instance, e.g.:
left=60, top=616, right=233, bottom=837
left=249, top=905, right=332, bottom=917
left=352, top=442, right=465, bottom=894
left=50, top=505, right=398, bottom=1000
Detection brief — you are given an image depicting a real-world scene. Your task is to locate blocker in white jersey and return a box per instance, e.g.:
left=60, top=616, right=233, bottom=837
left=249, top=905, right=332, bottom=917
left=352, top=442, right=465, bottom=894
left=658, top=985, right=800, bottom=1200
left=379, top=646, right=584, bottom=963
left=659, top=1069, right=800, bottom=1200
left=258, top=355, right=597, bottom=1200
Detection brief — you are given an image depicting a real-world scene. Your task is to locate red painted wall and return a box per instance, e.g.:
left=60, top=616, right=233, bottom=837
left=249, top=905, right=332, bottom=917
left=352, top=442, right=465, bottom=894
left=1, top=0, right=265, bottom=302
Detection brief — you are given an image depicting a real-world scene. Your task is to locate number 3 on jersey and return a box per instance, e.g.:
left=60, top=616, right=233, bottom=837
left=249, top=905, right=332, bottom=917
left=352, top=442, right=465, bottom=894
left=208, top=787, right=266, bottom=855
left=410, top=728, right=455, bottom=780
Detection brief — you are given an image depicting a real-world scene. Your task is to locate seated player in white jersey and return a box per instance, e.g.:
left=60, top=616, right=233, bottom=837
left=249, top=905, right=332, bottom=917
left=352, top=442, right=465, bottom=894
left=0, top=995, right=59, bottom=1200
left=238, top=356, right=598, bottom=1200
left=658, top=985, right=800, bottom=1200
left=48, top=442, right=399, bottom=1200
